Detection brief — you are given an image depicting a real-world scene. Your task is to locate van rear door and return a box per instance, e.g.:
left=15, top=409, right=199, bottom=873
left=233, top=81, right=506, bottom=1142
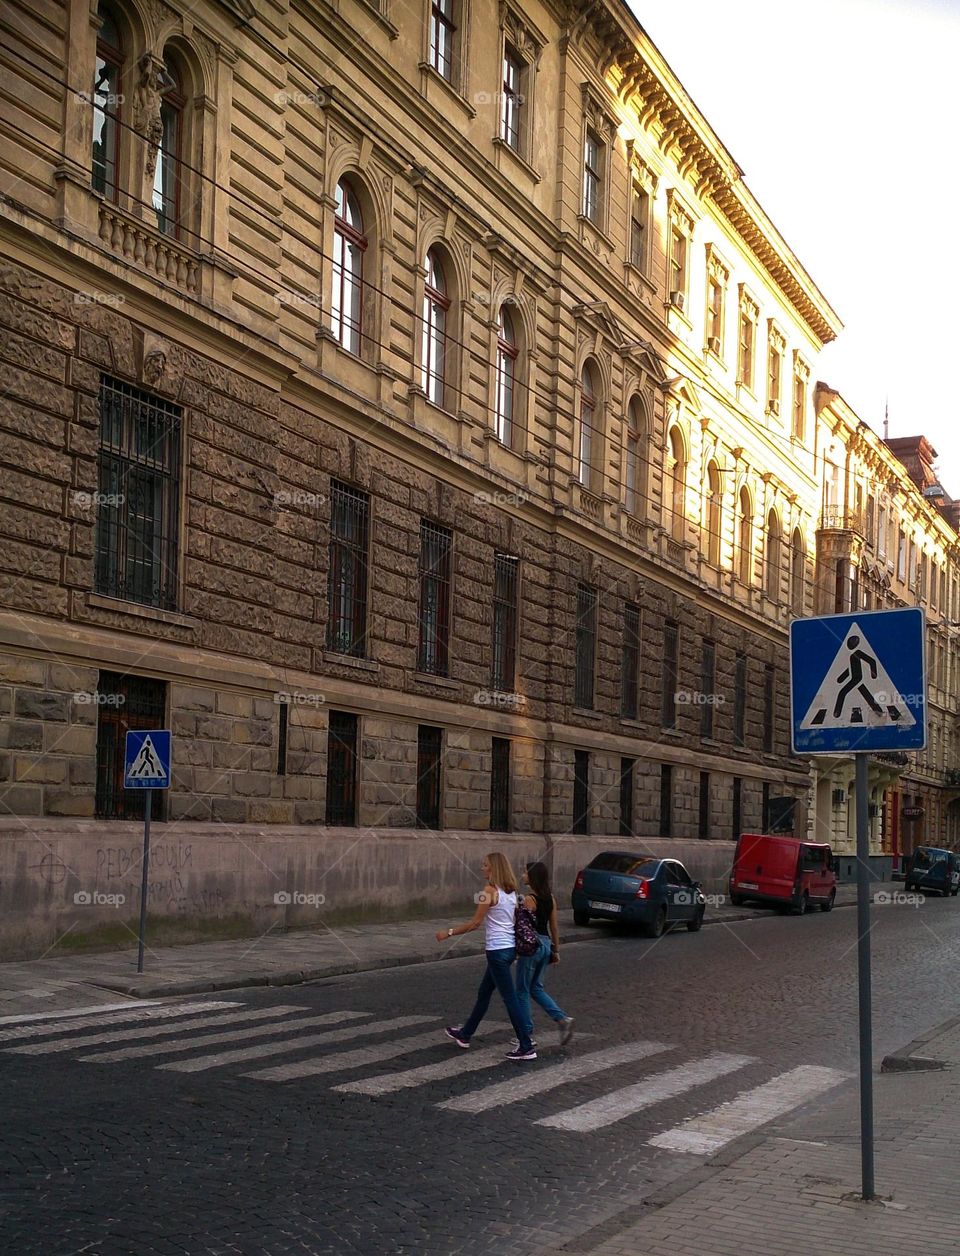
left=757, top=836, right=798, bottom=901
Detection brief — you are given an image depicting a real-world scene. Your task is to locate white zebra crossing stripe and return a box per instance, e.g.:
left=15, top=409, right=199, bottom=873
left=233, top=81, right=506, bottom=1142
left=0, top=1001, right=240, bottom=1043
left=438, top=1041, right=673, bottom=1114
left=334, top=1046, right=508, bottom=1095
left=81, top=1010, right=370, bottom=1064
left=244, top=1026, right=473, bottom=1082
left=647, top=1064, right=850, bottom=1155
left=536, top=1053, right=755, bottom=1133
left=6, top=1005, right=304, bottom=1056
left=158, top=1015, right=435, bottom=1074
left=0, top=1000, right=169, bottom=1027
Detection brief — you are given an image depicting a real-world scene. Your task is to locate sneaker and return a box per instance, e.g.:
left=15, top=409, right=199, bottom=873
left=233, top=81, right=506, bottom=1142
left=505, top=1046, right=537, bottom=1061
left=444, top=1026, right=470, bottom=1048
left=558, top=1017, right=575, bottom=1046
left=510, top=1037, right=538, bottom=1049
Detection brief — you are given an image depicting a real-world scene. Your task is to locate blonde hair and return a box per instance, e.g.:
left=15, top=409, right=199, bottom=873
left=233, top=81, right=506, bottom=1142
left=485, top=851, right=518, bottom=894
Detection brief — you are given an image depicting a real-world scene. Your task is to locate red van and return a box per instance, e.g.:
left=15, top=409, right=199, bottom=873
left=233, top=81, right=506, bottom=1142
left=729, top=833, right=837, bottom=914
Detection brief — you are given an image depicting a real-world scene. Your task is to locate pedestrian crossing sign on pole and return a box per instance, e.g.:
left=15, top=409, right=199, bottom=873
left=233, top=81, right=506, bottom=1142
left=790, top=608, right=926, bottom=754
left=124, top=730, right=172, bottom=789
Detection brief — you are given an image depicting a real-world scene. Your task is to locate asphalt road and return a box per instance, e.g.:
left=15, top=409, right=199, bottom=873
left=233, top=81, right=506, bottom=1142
left=2, top=895, right=959, bottom=1256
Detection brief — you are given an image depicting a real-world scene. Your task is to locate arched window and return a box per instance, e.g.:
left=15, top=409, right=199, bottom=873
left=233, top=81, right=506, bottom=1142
left=765, top=509, right=782, bottom=599
left=152, top=58, right=184, bottom=237
left=666, top=426, right=686, bottom=541
left=791, top=527, right=805, bottom=614
left=624, top=398, right=646, bottom=516
left=579, top=363, right=598, bottom=487
left=92, top=5, right=123, bottom=201
left=332, top=179, right=366, bottom=354
left=737, top=487, right=753, bottom=585
left=495, top=305, right=518, bottom=445
left=705, top=461, right=722, bottom=567
left=422, top=248, right=450, bottom=405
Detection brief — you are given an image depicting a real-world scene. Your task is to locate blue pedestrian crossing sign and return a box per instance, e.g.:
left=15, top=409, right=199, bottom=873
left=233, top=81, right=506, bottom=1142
left=124, top=729, right=172, bottom=789
left=790, top=609, right=926, bottom=754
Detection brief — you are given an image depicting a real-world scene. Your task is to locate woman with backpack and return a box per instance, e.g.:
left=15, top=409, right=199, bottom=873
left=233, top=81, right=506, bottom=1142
left=435, top=851, right=537, bottom=1061
left=514, top=861, right=574, bottom=1048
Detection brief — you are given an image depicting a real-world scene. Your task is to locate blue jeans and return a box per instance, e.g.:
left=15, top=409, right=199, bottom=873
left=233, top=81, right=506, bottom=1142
left=460, top=947, right=533, bottom=1052
left=515, top=934, right=567, bottom=1038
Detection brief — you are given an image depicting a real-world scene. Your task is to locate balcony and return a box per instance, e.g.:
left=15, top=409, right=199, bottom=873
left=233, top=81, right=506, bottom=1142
left=818, top=506, right=864, bottom=534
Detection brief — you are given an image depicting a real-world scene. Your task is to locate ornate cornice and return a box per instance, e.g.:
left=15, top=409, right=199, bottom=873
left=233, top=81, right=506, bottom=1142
left=561, top=0, right=842, bottom=347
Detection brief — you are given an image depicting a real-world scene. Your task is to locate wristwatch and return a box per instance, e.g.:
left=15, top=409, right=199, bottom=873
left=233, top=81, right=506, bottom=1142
left=447, top=928, right=454, bottom=937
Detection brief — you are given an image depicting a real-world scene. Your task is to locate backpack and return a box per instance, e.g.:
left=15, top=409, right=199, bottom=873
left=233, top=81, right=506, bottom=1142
left=514, top=896, right=540, bottom=957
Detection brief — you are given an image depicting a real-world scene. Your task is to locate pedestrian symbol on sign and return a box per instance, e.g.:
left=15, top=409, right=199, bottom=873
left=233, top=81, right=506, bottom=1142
left=799, top=622, right=916, bottom=732
left=127, top=733, right=168, bottom=782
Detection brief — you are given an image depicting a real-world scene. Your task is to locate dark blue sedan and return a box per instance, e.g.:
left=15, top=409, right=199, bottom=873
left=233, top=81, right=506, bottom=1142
left=571, top=852, right=705, bottom=937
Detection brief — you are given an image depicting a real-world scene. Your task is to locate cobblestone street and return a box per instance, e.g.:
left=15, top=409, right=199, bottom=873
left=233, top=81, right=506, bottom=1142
left=1, top=898, right=958, bottom=1254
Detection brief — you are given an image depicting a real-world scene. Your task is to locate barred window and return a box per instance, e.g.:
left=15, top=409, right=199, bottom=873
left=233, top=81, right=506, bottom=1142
left=763, top=664, right=775, bottom=751
left=94, top=376, right=181, bottom=610
left=491, top=553, right=519, bottom=692
left=327, top=482, right=369, bottom=656
left=733, top=651, right=747, bottom=746
left=418, top=521, right=452, bottom=675
left=94, top=671, right=167, bottom=820
left=490, top=736, right=511, bottom=832
left=621, top=603, right=641, bottom=719
left=700, top=639, right=716, bottom=738
left=574, top=584, right=597, bottom=709
left=661, top=619, right=679, bottom=729
left=325, top=711, right=358, bottom=825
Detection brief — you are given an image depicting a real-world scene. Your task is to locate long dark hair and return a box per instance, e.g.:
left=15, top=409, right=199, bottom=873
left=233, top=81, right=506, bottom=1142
left=526, top=861, right=552, bottom=901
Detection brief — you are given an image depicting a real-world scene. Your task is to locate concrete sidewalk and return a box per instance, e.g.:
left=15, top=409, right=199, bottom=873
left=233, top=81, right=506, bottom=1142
left=569, top=1017, right=960, bottom=1256
left=0, top=881, right=889, bottom=1015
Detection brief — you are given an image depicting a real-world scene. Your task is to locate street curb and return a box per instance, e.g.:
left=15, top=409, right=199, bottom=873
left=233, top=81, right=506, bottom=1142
left=880, top=1011, right=960, bottom=1073
left=84, top=908, right=768, bottom=999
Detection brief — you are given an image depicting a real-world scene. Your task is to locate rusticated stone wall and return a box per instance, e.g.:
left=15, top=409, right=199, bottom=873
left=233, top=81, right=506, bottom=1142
left=0, top=257, right=805, bottom=847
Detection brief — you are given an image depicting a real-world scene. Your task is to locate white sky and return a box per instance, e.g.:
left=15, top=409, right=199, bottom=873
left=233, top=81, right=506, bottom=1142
left=632, top=0, right=960, bottom=494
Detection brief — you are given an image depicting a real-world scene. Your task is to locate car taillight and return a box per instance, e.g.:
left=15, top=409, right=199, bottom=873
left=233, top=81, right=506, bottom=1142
left=635, top=880, right=650, bottom=899
left=574, top=871, right=585, bottom=891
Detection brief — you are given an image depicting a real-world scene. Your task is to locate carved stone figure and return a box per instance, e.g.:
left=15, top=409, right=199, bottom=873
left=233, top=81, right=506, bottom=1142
left=133, top=53, right=175, bottom=178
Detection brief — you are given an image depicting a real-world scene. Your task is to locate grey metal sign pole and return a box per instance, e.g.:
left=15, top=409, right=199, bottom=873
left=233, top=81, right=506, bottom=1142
left=136, top=790, right=153, bottom=975
left=854, top=751, right=875, bottom=1200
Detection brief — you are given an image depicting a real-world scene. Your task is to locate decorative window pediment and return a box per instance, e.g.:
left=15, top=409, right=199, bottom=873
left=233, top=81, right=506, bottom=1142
left=499, top=1, right=546, bottom=63
left=580, top=81, right=617, bottom=142
left=705, top=242, right=730, bottom=284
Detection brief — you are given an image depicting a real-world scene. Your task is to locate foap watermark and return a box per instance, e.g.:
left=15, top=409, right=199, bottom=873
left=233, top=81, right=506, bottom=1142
left=75, top=89, right=124, bottom=107
left=73, top=691, right=125, bottom=706
left=274, top=890, right=326, bottom=907
left=274, top=88, right=329, bottom=107
left=275, top=691, right=326, bottom=706
left=473, top=690, right=527, bottom=710
left=72, top=490, right=124, bottom=510
left=73, top=290, right=125, bottom=308
left=874, top=890, right=924, bottom=907
left=276, top=291, right=323, bottom=311
left=74, top=890, right=126, bottom=907
left=274, top=489, right=326, bottom=507
left=472, top=89, right=526, bottom=107
left=675, top=890, right=724, bottom=908
left=473, top=489, right=529, bottom=508
left=674, top=690, right=726, bottom=707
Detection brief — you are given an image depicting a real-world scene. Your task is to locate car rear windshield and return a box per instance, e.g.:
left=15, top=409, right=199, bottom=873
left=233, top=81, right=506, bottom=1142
left=912, top=849, right=946, bottom=867
left=588, top=854, right=658, bottom=877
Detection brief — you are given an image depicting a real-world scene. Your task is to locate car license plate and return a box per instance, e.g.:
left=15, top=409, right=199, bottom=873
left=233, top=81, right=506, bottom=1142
left=739, top=882, right=759, bottom=890
left=588, top=900, right=621, bottom=912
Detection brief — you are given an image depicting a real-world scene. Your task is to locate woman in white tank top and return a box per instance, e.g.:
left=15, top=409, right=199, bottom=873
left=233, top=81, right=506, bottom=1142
left=435, top=851, right=537, bottom=1060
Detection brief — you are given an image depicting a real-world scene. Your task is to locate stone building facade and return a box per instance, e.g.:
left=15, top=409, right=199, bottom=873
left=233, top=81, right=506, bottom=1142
left=0, top=0, right=849, bottom=944
left=811, top=386, right=960, bottom=870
